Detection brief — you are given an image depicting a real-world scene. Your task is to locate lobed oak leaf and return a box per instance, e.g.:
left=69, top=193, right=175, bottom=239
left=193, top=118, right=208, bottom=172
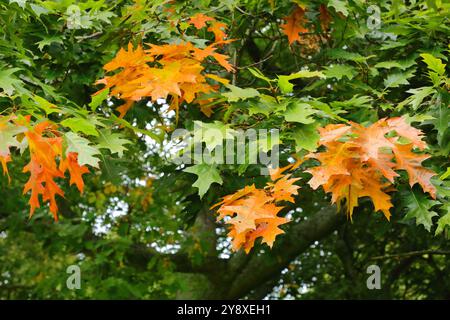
left=23, top=121, right=65, bottom=219
left=59, top=152, right=89, bottom=193
left=392, top=143, right=436, bottom=198
left=306, top=118, right=437, bottom=221
left=244, top=216, right=289, bottom=253
left=387, top=116, right=427, bottom=150
left=188, top=13, right=215, bottom=29
left=0, top=154, right=11, bottom=181
left=207, top=21, right=228, bottom=42
left=269, top=163, right=292, bottom=181
left=97, top=40, right=232, bottom=118
left=281, top=6, right=309, bottom=45
left=213, top=163, right=300, bottom=253
left=267, top=174, right=301, bottom=203
left=317, top=123, right=351, bottom=144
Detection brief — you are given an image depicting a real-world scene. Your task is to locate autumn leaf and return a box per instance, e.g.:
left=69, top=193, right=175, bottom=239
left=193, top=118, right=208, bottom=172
left=96, top=39, right=233, bottom=118
left=0, top=154, right=11, bottom=181
left=23, top=121, right=65, bottom=220
left=281, top=6, right=309, bottom=45
left=189, top=13, right=214, bottom=29
left=213, top=164, right=299, bottom=253
left=0, top=115, right=27, bottom=180
left=267, top=174, right=301, bottom=203
left=207, top=21, right=228, bottom=42
left=392, top=143, right=436, bottom=198
left=59, top=152, right=89, bottom=193
left=307, top=117, right=436, bottom=220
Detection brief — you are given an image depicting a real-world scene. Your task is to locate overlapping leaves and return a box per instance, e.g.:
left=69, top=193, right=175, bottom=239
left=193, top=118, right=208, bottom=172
left=306, top=117, right=437, bottom=220
left=96, top=16, right=233, bottom=118
left=212, top=161, right=301, bottom=253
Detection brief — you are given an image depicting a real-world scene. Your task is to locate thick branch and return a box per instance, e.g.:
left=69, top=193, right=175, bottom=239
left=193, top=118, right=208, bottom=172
left=226, top=205, right=343, bottom=299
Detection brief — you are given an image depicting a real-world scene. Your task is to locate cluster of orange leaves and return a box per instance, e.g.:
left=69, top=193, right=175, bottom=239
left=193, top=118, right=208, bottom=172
left=212, top=161, right=301, bottom=253
left=0, top=115, right=89, bottom=220
left=281, top=4, right=332, bottom=46
left=96, top=14, right=233, bottom=118
left=306, top=117, right=437, bottom=220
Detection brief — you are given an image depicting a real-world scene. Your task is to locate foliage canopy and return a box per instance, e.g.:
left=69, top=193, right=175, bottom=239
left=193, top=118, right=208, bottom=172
left=0, top=0, right=449, bottom=299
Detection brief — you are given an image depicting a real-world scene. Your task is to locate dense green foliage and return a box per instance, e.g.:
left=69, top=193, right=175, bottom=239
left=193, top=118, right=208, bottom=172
left=0, top=0, right=449, bottom=299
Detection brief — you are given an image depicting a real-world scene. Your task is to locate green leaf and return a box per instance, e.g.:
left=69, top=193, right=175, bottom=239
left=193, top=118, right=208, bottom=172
left=403, top=113, right=435, bottom=124
left=283, top=102, right=317, bottom=124
left=36, top=35, right=64, bottom=51
left=308, top=99, right=347, bottom=121
left=9, top=0, right=27, bottom=8
left=384, top=69, right=415, bottom=88
left=278, top=70, right=326, bottom=94
left=0, top=68, right=23, bottom=95
left=97, top=130, right=131, bottom=157
left=257, top=133, right=279, bottom=153
left=30, top=4, right=49, bottom=16
left=374, top=61, right=403, bottom=69
left=328, top=0, right=349, bottom=16
left=435, top=210, right=450, bottom=236
left=330, top=95, right=372, bottom=109
left=248, top=67, right=273, bottom=84
left=193, top=121, right=236, bottom=151
left=290, top=123, right=320, bottom=152
left=430, top=98, right=450, bottom=145
left=0, top=120, right=26, bottom=155
left=248, top=94, right=278, bottom=117
left=248, top=102, right=274, bottom=117
left=403, top=189, right=439, bottom=232
left=323, top=64, right=357, bottom=80
left=183, top=163, right=223, bottom=198
left=441, top=167, right=450, bottom=180
left=31, top=95, right=61, bottom=115
left=64, top=132, right=101, bottom=168
left=61, top=117, right=99, bottom=136
left=222, top=84, right=260, bottom=102
left=434, top=179, right=450, bottom=198
left=420, top=53, right=446, bottom=76
left=327, top=49, right=373, bottom=63
left=405, top=86, right=434, bottom=110
left=379, top=39, right=410, bottom=50
left=89, top=89, right=109, bottom=111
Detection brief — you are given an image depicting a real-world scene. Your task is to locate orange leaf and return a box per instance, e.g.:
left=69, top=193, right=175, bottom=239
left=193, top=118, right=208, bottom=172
left=207, top=21, right=228, bottom=42
left=189, top=13, right=215, bottom=29
left=60, top=152, right=90, bottom=193
left=0, top=155, right=11, bottom=182
left=306, top=118, right=436, bottom=220
left=267, top=174, right=301, bottom=203
left=96, top=40, right=233, bottom=118
left=213, top=164, right=300, bottom=253
left=393, top=144, right=436, bottom=198
left=281, top=6, right=309, bottom=45
left=23, top=121, right=65, bottom=220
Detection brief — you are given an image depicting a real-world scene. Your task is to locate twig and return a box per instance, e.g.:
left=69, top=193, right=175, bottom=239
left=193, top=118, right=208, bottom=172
left=76, top=31, right=103, bottom=42
left=370, top=250, right=450, bottom=261
left=236, top=54, right=273, bottom=69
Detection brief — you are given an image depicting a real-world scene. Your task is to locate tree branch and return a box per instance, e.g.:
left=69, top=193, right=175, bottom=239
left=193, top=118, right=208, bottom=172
left=370, top=250, right=450, bottom=261
left=226, top=205, right=343, bottom=299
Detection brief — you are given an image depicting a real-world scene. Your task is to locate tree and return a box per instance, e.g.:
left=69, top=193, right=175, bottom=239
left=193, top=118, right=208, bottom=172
left=0, top=0, right=449, bottom=299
